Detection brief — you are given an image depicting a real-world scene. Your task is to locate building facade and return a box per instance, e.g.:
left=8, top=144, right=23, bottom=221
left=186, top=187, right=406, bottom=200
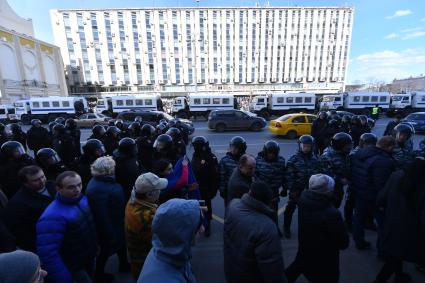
left=51, top=6, right=354, bottom=95
left=0, top=0, right=68, bottom=103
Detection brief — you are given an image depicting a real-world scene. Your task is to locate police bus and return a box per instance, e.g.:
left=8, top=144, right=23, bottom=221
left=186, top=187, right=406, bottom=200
left=14, top=96, right=88, bottom=124
left=96, top=94, right=164, bottom=116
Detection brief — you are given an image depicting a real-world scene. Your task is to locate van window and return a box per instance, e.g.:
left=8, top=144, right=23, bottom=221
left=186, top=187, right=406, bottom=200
left=402, top=97, right=409, bottom=101
left=305, top=97, right=312, bottom=103
left=0, top=109, right=5, bottom=114
left=42, top=101, right=50, bottom=107
left=52, top=101, right=60, bottom=107
left=136, top=99, right=143, bottom=105
left=379, top=96, right=387, bottom=102
left=203, top=98, right=211, bottom=104
left=286, top=97, right=294, bottom=103
left=98, top=101, right=104, bottom=106
left=62, top=101, right=70, bottom=107
left=335, top=97, right=341, bottom=102
left=257, top=98, right=265, bottom=104
left=194, top=98, right=201, bottom=104
left=422, top=96, right=425, bottom=102
left=145, top=99, right=152, bottom=105
left=353, top=96, right=360, bottom=102
left=126, top=100, right=134, bottom=106
left=213, top=98, right=220, bottom=104
left=222, top=98, right=229, bottom=104
left=116, top=100, right=124, bottom=106
left=371, top=96, right=378, bottom=102
left=32, top=102, right=40, bottom=108
left=80, top=114, right=88, bottom=119
left=362, top=96, right=369, bottom=102
left=295, top=97, right=302, bottom=103
left=277, top=97, right=284, bottom=103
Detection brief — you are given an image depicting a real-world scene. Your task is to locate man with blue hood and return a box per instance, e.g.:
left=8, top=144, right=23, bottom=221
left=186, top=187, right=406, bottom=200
left=137, top=198, right=203, bottom=283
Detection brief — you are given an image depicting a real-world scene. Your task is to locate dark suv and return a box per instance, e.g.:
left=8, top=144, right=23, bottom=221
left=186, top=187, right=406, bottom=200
left=116, top=110, right=195, bottom=134
left=403, top=112, right=425, bottom=134
left=208, top=109, right=266, bottom=132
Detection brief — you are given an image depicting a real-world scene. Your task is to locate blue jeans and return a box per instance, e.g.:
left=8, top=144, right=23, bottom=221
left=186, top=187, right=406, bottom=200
left=353, top=196, right=383, bottom=248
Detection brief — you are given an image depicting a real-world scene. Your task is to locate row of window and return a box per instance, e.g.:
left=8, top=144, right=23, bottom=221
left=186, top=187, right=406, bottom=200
left=352, top=96, right=387, bottom=103
left=114, top=99, right=153, bottom=106
left=193, top=98, right=231, bottom=105
left=32, top=101, right=71, bottom=108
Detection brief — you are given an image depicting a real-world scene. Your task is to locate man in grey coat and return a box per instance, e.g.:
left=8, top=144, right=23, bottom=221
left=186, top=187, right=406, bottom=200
left=224, top=181, right=287, bottom=283
left=226, top=154, right=256, bottom=205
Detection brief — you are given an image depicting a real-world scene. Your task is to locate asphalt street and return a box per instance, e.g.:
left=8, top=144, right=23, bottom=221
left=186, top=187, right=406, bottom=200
left=24, top=118, right=425, bottom=282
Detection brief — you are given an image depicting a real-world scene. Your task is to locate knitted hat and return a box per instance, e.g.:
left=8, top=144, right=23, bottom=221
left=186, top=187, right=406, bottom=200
left=309, top=174, right=335, bottom=195
left=0, top=250, right=40, bottom=283
left=249, top=181, right=273, bottom=204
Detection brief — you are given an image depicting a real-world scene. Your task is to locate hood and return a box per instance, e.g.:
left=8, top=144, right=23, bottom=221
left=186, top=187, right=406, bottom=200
left=152, top=199, right=200, bottom=267
left=353, top=146, right=385, bottom=161
left=299, top=190, right=333, bottom=211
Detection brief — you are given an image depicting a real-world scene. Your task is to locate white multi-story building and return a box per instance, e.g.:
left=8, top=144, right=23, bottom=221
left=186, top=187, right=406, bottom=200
left=0, top=0, right=68, bottom=103
left=50, top=6, right=354, bottom=95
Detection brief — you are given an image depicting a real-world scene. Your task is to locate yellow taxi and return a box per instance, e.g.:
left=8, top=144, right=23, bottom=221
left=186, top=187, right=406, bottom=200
left=269, top=113, right=316, bottom=139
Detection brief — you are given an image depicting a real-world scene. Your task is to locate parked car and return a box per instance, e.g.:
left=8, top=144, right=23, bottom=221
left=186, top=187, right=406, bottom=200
left=402, top=112, right=425, bottom=134
left=116, top=110, right=194, bottom=135
left=75, top=113, right=110, bottom=128
left=207, top=109, right=266, bottom=132
left=327, top=110, right=375, bottom=128
left=269, top=113, right=316, bottom=139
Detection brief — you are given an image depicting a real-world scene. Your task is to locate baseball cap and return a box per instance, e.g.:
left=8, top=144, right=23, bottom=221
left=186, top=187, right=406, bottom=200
left=134, top=173, right=168, bottom=194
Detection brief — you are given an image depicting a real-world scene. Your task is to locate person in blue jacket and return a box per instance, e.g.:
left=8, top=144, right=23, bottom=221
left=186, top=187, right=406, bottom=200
left=36, top=171, right=97, bottom=283
left=137, top=199, right=204, bottom=283
left=86, top=156, right=125, bottom=282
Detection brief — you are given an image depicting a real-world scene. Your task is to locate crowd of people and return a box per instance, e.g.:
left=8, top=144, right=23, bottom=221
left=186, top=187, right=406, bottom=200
left=0, top=110, right=424, bottom=283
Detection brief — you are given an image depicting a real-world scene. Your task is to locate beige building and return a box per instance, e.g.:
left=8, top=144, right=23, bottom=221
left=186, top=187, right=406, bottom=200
left=0, top=0, right=68, bottom=103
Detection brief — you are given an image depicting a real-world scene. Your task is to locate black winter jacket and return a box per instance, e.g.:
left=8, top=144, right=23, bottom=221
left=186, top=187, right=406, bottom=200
left=224, top=194, right=286, bottom=283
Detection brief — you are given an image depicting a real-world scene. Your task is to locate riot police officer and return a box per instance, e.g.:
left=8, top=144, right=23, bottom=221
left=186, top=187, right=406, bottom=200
left=65, top=118, right=81, bottom=159
left=0, top=141, right=35, bottom=198
left=27, top=119, right=51, bottom=153
left=76, top=139, right=106, bottom=192
left=115, top=119, right=128, bottom=138
left=104, top=126, right=121, bottom=156
left=7, top=123, right=27, bottom=151
left=311, top=112, right=328, bottom=154
left=0, top=122, right=9, bottom=148
left=36, top=148, right=67, bottom=181
left=166, top=127, right=186, bottom=159
left=113, top=138, right=140, bottom=201
left=319, top=132, right=352, bottom=208
left=153, top=133, right=176, bottom=164
left=128, top=122, right=142, bottom=139
left=219, top=136, right=247, bottom=203
left=255, top=140, right=286, bottom=211
left=191, top=136, right=220, bottom=237
left=136, top=124, right=156, bottom=172
left=284, top=135, right=320, bottom=238
left=52, top=123, right=80, bottom=169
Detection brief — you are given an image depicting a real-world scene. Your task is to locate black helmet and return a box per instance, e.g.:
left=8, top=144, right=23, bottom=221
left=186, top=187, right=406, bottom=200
left=118, top=137, right=137, bottom=156
left=48, top=121, right=58, bottom=132
left=31, top=119, right=42, bottom=127
left=328, top=119, right=339, bottom=128
left=106, top=126, right=121, bottom=136
left=351, top=115, right=360, bottom=125
left=8, top=123, right=21, bottom=133
left=331, top=132, right=353, bottom=153
left=299, top=134, right=315, bottom=145
left=114, top=119, right=124, bottom=128
left=192, top=136, right=209, bottom=152
left=54, top=117, right=65, bottom=124
left=168, top=119, right=177, bottom=128
left=92, top=125, right=106, bottom=136
left=153, top=134, right=173, bottom=152
left=134, top=116, right=143, bottom=123
left=141, top=124, right=156, bottom=137
left=52, top=123, right=66, bottom=135
left=36, top=148, right=61, bottom=167
left=157, top=122, right=168, bottom=134
left=82, top=139, right=105, bottom=157
left=359, top=115, right=368, bottom=124
left=128, top=122, right=141, bottom=132
left=1, top=141, right=26, bottom=159
left=359, top=133, right=378, bottom=148
left=263, top=140, right=280, bottom=156
left=159, top=119, right=168, bottom=125
left=394, top=123, right=414, bottom=140
left=318, top=111, right=328, bottom=119
left=65, top=118, right=77, bottom=129
left=166, top=127, right=182, bottom=142
left=342, top=115, right=351, bottom=123
left=229, top=136, right=247, bottom=153
left=108, top=120, right=115, bottom=127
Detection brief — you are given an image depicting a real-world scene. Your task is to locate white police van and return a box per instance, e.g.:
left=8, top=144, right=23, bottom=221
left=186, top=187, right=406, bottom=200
left=172, top=93, right=237, bottom=119
left=249, top=92, right=316, bottom=120
left=14, top=96, right=88, bottom=124
left=320, top=92, right=391, bottom=114
left=96, top=94, right=164, bottom=116
left=388, top=91, right=425, bottom=115
left=0, top=105, right=17, bottom=123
